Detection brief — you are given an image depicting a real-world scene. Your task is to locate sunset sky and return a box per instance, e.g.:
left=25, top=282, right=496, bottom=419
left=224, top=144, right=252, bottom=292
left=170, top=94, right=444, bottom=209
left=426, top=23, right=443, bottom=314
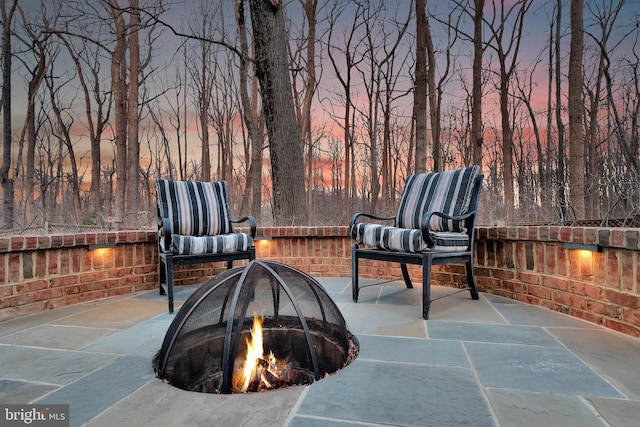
left=5, top=0, right=640, bottom=172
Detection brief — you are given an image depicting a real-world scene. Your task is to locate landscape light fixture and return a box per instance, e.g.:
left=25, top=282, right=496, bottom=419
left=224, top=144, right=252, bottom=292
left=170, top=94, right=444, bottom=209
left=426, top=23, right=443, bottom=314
left=563, top=242, right=602, bottom=252
left=87, top=242, right=117, bottom=250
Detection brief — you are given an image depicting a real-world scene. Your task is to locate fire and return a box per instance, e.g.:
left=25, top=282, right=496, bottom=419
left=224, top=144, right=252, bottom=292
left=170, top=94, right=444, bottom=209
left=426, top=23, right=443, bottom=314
left=232, top=313, right=287, bottom=392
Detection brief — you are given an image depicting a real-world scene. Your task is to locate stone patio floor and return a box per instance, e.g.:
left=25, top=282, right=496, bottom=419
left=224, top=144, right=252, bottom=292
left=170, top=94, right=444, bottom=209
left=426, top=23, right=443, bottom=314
left=1, top=277, right=640, bottom=426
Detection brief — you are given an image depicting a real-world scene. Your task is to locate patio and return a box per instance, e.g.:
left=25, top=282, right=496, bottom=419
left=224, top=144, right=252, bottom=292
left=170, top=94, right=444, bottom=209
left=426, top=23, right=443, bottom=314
left=1, top=277, right=639, bottom=427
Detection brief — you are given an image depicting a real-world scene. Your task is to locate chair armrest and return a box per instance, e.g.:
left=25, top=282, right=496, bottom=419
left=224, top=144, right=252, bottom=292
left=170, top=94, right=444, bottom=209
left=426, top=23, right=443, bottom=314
left=349, top=212, right=396, bottom=228
left=420, top=210, right=476, bottom=246
left=231, top=215, right=257, bottom=238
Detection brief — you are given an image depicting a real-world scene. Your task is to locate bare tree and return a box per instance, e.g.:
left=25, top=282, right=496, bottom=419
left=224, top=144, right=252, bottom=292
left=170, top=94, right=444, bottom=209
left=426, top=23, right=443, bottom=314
left=44, top=70, right=83, bottom=223
left=249, top=0, right=307, bottom=225
left=288, top=0, right=319, bottom=219
left=0, top=0, right=18, bottom=229
left=186, top=2, right=218, bottom=182
left=471, top=0, right=484, bottom=169
left=125, top=0, right=141, bottom=225
left=568, top=0, right=585, bottom=219
left=235, top=0, right=265, bottom=220
left=426, top=6, right=456, bottom=171
left=554, top=0, right=568, bottom=220
left=325, top=0, right=366, bottom=215
left=14, top=4, right=53, bottom=226
left=484, top=0, right=532, bottom=223
left=414, top=0, right=427, bottom=173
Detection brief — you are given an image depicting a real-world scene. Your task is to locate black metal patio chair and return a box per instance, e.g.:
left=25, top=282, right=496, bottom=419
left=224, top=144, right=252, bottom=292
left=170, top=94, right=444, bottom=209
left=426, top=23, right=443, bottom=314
left=154, top=179, right=256, bottom=313
left=350, top=166, right=483, bottom=319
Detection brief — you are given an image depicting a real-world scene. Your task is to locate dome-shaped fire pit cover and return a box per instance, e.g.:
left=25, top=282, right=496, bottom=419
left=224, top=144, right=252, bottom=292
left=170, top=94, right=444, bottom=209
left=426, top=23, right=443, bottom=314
left=153, top=260, right=358, bottom=394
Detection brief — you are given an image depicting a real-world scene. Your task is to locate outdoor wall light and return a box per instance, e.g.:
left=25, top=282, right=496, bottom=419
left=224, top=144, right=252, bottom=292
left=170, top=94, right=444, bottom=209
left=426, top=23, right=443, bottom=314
left=87, top=242, right=117, bottom=250
left=563, top=242, right=602, bottom=252
left=253, top=236, right=273, bottom=241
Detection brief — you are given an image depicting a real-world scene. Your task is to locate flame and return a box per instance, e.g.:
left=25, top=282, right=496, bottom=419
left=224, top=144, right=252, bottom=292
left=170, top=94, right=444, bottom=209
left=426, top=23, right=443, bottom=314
left=232, top=313, right=285, bottom=392
left=240, top=314, right=265, bottom=391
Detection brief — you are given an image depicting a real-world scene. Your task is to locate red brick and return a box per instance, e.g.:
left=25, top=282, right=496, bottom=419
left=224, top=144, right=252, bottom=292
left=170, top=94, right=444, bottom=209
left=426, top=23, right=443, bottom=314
left=24, top=236, right=37, bottom=250
left=79, top=290, right=109, bottom=302
left=16, top=280, right=48, bottom=293
left=1, top=293, right=33, bottom=309
left=593, top=251, right=606, bottom=285
left=585, top=300, right=620, bottom=317
left=620, top=251, right=634, bottom=292
left=0, top=284, right=13, bottom=297
left=572, top=228, right=585, bottom=244
left=602, top=318, right=639, bottom=337
left=8, top=254, right=20, bottom=283
left=557, top=245, right=568, bottom=276
left=0, top=258, right=5, bottom=285
left=528, top=284, right=553, bottom=300
left=533, top=243, right=545, bottom=273
left=35, top=251, right=47, bottom=278
left=33, top=288, right=64, bottom=301
left=16, top=301, right=48, bottom=316
left=10, top=237, right=24, bottom=251
left=601, top=289, right=640, bottom=309
left=622, top=308, right=640, bottom=327
left=50, top=275, right=79, bottom=288
left=0, top=238, right=10, bottom=252
left=611, top=230, right=625, bottom=247
left=518, top=272, right=539, bottom=285
left=570, top=308, right=604, bottom=326
left=555, top=291, right=585, bottom=309
left=571, top=282, right=602, bottom=299
left=542, top=276, right=570, bottom=292
left=568, top=250, right=581, bottom=279
left=48, top=251, right=59, bottom=275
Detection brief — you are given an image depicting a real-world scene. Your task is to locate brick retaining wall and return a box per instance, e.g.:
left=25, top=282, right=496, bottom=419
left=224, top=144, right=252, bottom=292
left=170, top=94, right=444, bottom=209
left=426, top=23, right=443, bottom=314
left=1, top=226, right=638, bottom=337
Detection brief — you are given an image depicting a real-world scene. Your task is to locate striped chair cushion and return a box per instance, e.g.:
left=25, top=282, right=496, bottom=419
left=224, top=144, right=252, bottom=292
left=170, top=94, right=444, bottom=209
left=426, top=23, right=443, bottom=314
left=396, top=166, right=479, bottom=233
left=163, top=233, right=254, bottom=255
left=352, top=223, right=469, bottom=253
left=155, top=179, right=232, bottom=237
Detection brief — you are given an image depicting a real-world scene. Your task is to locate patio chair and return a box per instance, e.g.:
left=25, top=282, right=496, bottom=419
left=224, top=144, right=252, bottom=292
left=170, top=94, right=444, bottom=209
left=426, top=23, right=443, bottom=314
left=154, top=179, right=256, bottom=313
left=350, top=166, right=483, bottom=319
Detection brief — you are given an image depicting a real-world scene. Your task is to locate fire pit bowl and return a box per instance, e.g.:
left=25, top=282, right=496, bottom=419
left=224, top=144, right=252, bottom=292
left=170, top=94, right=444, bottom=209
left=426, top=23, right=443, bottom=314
left=153, top=260, right=358, bottom=394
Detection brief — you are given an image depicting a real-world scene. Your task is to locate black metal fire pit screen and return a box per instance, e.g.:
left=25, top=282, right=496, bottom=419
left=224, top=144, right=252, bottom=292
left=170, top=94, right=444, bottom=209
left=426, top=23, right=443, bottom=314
left=153, top=260, right=358, bottom=394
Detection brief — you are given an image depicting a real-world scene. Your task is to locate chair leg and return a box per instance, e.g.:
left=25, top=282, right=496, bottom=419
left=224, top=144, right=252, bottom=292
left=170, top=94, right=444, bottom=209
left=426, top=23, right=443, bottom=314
left=400, top=264, right=414, bottom=289
left=166, top=254, right=174, bottom=314
left=351, top=244, right=359, bottom=302
left=422, top=254, right=433, bottom=320
left=466, top=258, right=480, bottom=300
left=159, top=256, right=166, bottom=295
left=226, top=260, right=233, bottom=270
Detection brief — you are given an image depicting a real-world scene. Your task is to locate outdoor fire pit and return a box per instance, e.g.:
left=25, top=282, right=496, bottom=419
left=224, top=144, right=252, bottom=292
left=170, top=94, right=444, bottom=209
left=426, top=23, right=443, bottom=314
left=153, top=260, right=358, bottom=394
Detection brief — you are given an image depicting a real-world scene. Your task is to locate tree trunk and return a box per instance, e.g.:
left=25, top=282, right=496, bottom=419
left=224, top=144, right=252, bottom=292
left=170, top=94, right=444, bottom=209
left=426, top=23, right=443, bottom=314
left=249, top=0, right=307, bottom=225
left=568, top=0, right=585, bottom=219
left=235, top=0, right=263, bottom=220
left=109, top=0, right=128, bottom=227
left=299, top=0, right=317, bottom=221
left=0, top=0, right=17, bottom=229
left=125, top=0, right=140, bottom=226
left=414, top=0, right=427, bottom=174
left=471, top=0, right=484, bottom=169
left=425, top=13, right=441, bottom=171
left=500, top=75, right=514, bottom=223
left=555, top=0, right=567, bottom=219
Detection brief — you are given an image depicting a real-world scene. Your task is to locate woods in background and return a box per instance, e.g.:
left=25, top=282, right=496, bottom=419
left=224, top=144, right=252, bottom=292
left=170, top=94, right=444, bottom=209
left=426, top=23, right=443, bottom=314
left=1, top=0, right=638, bottom=231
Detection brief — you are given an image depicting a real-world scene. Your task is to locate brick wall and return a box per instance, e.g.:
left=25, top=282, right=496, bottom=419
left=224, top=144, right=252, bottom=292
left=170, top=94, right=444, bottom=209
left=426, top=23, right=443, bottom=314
left=1, top=226, right=638, bottom=337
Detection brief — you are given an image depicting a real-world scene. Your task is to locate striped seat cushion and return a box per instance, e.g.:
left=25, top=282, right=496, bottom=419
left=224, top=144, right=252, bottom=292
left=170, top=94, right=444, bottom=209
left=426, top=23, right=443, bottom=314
left=163, top=233, right=254, bottom=255
left=396, top=166, right=479, bottom=233
left=352, top=223, right=469, bottom=253
left=155, top=179, right=233, bottom=237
